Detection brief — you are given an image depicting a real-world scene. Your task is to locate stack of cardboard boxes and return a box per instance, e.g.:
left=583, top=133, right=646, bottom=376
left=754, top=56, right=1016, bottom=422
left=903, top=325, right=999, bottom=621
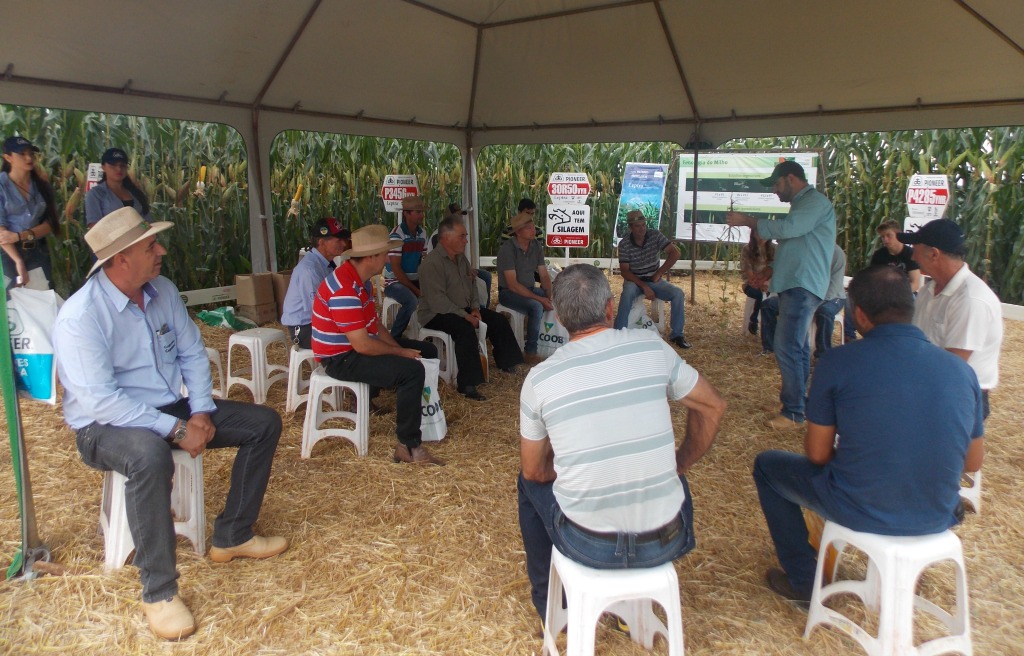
left=235, top=271, right=291, bottom=325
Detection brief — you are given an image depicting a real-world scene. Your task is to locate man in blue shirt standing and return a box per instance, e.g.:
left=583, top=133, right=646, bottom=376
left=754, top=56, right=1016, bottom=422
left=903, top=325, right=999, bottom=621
left=280, top=217, right=350, bottom=348
left=727, top=161, right=835, bottom=430
left=751, top=265, right=984, bottom=605
left=53, top=207, right=288, bottom=641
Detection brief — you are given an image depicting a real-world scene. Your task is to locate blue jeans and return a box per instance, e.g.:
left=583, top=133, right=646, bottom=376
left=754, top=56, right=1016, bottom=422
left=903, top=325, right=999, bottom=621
left=476, top=269, right=492, bottom=308
left=498, top=287, right=547, bottom=354
left=75, top=398, right=282, bottom=602
left=843, top=296, right=858, bottom=341
left=613, top=280, right=686, bottom=338
left=813, top=298, right=845, bottom=357
left=760, top=295, right=778, bottom=352
left=384, top=282, right=418, bottom=339
left=752, top=450, right=836, bottom=597
left=517, top=472, right=696, bottom=620
left=775, top=288, right=821, bottom=423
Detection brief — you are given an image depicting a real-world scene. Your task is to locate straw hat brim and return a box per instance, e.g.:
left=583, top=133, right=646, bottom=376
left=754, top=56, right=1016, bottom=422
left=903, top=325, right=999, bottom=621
left=87, top=221, right=174, bottom=277
left=343, top=237, right=405, bottom=259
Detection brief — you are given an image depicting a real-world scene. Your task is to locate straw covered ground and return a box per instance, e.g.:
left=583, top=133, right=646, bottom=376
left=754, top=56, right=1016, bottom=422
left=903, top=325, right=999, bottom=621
left=1, top=270, right=1022, bottom=655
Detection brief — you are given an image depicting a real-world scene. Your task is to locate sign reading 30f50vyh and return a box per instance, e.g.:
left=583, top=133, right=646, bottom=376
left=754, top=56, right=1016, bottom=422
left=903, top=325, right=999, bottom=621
left=546, top=204, right=591, bottom=248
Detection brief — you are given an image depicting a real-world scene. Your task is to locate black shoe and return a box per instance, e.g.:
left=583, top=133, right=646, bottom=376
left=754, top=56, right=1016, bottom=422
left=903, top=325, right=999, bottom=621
left=748, top=322, right=758, bottom=335
left=459, top=385, right=486, bottom=401
left=670, top=336, right=692, bottom=349
left=500, top=364, right=520, bottom=374
left=765, top=568, right=811, bottom=608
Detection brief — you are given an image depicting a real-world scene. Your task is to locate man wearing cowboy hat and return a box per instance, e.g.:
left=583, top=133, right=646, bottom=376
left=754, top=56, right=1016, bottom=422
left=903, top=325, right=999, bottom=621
left=496, top=202, right=552, bottom=364
left=613, top=210, right=691, bottom=349
left=280, top=217, right=351, bottom=348
left=311, top=224, right=443, bottom=465
left=53, top=207, right=288, bottom=641
left=382, top=194, right=429, bottom=339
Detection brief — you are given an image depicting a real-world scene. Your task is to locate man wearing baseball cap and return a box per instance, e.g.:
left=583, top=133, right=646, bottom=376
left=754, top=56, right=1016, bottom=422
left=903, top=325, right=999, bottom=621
left=52, top=207, right=288, bottom=640
left=311, top=224, right=443, bottom=465
left=726, top=160, right=836, bottom=430
left=899, top=219, right=1003, bottom=419
left=281, top=217, right=351, bottom=348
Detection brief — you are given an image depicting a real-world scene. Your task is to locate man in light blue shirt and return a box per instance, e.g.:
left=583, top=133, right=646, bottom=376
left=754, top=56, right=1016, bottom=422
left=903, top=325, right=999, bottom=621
left=280, top=217, right=350, bottom=348
left=53, top=207, right=288, bottom=641
left=727, top=161, right=836, bottom=429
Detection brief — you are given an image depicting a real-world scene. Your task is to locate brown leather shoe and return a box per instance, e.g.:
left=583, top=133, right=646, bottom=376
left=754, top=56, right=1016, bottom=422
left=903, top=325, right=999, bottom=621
left=766, top=414, right=804, bottom=430
left=143, top=595, right=196, bottom=640
left=393, top=444, right=446, bottom=466
left=524, top=352, right=544, bottom=365
left=209, top=535, right=289, bottom=563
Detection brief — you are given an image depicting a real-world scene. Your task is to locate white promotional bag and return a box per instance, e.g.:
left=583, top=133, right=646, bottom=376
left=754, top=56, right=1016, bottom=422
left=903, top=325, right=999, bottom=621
left=536, top=309, right=569, bottom=358
left=8, top=287, right=64, bottom=404
left=419, top=358, right=448, bottom=442
left=627, top=297, right=661, bottom=334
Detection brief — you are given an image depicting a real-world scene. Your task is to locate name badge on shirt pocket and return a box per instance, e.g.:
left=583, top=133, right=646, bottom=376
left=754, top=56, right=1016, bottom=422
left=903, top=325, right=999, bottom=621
left=157, top=326, right=178, bottom=363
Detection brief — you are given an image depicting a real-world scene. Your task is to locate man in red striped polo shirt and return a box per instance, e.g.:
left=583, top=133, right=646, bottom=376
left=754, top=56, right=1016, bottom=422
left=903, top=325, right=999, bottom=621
left=311, top=224, right=443, bottom=465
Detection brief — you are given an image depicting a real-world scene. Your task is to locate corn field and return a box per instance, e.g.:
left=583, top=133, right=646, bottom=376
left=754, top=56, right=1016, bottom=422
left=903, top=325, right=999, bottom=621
left=2, top=105, right=1021, bottom=302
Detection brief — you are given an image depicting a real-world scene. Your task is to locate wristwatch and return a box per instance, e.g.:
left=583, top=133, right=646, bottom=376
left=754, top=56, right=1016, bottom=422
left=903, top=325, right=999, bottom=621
left=168, top=421, right=187, bottom=444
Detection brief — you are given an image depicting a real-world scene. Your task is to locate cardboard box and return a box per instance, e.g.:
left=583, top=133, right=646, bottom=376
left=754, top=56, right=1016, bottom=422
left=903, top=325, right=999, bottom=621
left=271, top=270, right=292, bottom=317
left=234, top=273, right=274, bottom=306
left=237, top=302, right=278, bottom=325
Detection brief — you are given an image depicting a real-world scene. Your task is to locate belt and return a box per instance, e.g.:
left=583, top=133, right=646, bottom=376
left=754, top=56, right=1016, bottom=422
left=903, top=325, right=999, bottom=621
left=565, top=514, right=684, bottom=546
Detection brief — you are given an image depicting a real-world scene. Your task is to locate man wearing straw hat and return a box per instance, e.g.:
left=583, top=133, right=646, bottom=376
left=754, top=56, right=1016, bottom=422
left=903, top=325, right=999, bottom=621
left=53, top=207, right=288, bottom=640
left=613, top=209, right=691, bottom=349
left=517, top=264, right=726, bottom=622
left=311, top=224, right=443, bottom=465
left=496, top=202, right=553, bottom=364
left=752, top=265, right=984, bottom=606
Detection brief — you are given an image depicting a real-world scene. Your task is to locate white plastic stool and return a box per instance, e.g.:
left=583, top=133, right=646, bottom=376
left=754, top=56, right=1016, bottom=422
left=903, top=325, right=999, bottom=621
left=543, top=549, right=684, bottom=656
left=181, top=347, right=225, bottom=399
left=382, top=296, right=421, bottom=337
left=804, top=521, right=971, bottom=656
left=226, top=327, right=288, bottom=404
left=417, top=328, right=457, bottom=386
left=651, top=299, right=667, bottom=335
left=496, top=304, right=526, bottom=350
left=99, top=450, right=205, bottom=571
left=960, top=470, right=981, bottom=514
left=301, top=366, right=370, bottom=458
left=285, top=346, right=317, bottom=413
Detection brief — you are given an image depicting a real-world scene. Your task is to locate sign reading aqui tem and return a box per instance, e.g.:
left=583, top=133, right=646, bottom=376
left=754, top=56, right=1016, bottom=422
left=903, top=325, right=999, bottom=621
left=546, top=205, right=591, bottom=248
left=905, top=174, right=950, bottom=220
left=547, top=172, right=591, bottom=205
left=380, top=174, right=420, bottom=212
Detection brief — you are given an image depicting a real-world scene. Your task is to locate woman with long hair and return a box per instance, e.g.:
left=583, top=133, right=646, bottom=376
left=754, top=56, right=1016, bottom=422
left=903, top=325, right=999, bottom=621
left=84, top=147, right=151, bottom=227
left=0, top=136, right=60, bottom=290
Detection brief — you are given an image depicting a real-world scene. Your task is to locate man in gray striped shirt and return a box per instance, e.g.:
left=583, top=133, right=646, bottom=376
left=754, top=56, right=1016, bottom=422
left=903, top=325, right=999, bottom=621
left=517, top=264, right=726, bottom=621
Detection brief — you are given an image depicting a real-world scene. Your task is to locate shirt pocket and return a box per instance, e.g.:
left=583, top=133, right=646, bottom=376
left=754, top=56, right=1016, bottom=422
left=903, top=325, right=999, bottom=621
left=157, top=329, right=178, bottom=364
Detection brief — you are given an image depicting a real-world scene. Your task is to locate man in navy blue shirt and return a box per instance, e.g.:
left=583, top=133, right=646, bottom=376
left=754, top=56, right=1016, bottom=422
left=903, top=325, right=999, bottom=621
left=752, top=265, right=984, bottom=605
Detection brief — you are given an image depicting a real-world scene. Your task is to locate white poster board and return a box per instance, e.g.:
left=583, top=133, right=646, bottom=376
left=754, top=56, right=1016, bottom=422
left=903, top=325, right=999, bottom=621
left=676, top=152, right=821, bottom=243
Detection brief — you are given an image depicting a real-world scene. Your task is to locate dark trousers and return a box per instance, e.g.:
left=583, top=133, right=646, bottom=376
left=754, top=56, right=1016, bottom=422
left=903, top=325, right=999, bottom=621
left=322, top=337, right=437, bottom=449
left=286, top=324, right=312, bottom=349
left=75, top=398, right=282, bottom=602
left=424, top=308, right=524, bottom=389
left=743, top=284, right=764, bottom=330
left=517, top=473, right=696, bottom=620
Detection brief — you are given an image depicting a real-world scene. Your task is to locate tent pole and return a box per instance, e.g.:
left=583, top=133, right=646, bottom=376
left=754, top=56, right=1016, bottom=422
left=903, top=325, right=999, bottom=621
left=689, top=129, right=701, bottom=303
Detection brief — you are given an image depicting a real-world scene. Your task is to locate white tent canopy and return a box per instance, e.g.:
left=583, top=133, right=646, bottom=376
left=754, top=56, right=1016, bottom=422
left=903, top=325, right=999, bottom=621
left=1, top=0, right=1022, bottom=270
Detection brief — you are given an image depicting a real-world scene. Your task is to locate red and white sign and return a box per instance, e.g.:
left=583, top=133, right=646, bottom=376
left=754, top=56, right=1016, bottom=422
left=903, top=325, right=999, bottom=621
left=906, top=174, right=950, bottom=220
left=546, top=204, right=591, bottom=248
left=547, top=172, right=591, bottom=205
left=380, top=174, right=419, bottom=212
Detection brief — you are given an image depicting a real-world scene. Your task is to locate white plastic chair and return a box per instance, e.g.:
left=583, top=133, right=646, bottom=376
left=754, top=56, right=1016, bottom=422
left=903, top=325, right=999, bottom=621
left=99, top=450, right=205, bottom=570
left=225, top=327, right=288, bottom=404
left=285, top=346, right=317, bottom=413
left=543, top=549, right=685, bottom=656
left=960, top=470, right=982, bottom=514
left=496, top=304, right=526, bottom=350
left=804, top=520, right=972, bottom=656
left=300, top=366, right=370, bottom=458
left=417, top=328, right=457, bottom=385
